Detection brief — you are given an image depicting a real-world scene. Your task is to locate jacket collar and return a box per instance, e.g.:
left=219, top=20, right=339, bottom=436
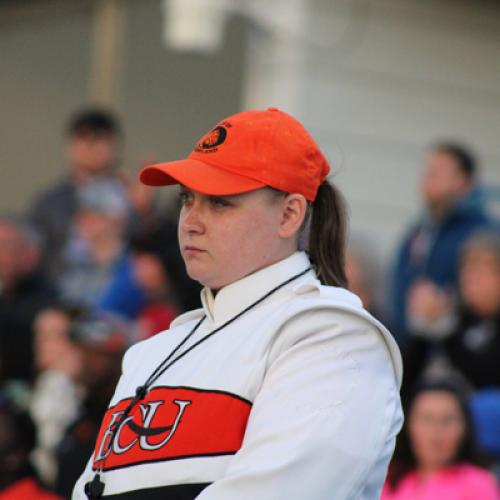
left=201, top=251, right=313, bottom=326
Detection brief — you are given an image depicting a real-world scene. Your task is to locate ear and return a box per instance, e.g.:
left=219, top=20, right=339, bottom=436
left=278, top=194, right=308, bottom=239
left=456, top=174, right=472, bottom=195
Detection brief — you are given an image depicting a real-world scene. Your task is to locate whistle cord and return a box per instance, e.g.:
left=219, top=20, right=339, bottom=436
left=85, top=266, right=312, bottom=498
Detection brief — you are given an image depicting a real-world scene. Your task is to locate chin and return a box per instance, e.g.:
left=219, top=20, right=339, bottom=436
left=187, top=269, right=228, bottom=290
left=184, top=259, right=245, bottom=290
left=184, top=264, right=210, bottom=288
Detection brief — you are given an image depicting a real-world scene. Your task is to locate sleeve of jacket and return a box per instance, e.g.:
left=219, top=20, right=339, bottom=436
left=196, top=308, right=403, bottom=500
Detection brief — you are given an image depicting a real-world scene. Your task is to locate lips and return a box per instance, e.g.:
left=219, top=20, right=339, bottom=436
left=184, top=246, right=204, bottom=253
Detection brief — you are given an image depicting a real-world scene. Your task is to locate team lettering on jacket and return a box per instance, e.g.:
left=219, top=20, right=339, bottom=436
left=92, top=386, right=252, bottom=471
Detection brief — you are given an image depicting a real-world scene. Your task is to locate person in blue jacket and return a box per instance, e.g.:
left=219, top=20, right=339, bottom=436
left=390, top=142, right=491, bottom=346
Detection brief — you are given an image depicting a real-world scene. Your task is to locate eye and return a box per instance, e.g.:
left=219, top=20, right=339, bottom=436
left=210, top=196, right=231, bottom=208
left=178, top=190, right=193, bottom=206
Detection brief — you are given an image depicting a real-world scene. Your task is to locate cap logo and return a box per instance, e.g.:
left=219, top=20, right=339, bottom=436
left=194, top=125, right=227, bottom=153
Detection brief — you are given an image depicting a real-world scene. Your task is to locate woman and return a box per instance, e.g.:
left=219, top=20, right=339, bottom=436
left=73, top=108, right=403, bottom=499
left=30, top=307, right=82, bottom=486
left=403, top=230, right=500, bottom=393
left=382, top=381, right=499, bottom=499
left=444, top=231, right=500, bottom=387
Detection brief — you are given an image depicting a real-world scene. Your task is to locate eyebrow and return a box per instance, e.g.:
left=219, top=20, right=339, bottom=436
left=179, top=185, right=241, bottom=200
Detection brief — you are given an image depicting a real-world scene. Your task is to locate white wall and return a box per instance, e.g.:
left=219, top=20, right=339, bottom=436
left=0, top=0, right=246, bottom=212
left=2, top=0, right=498, bottom=257
left=242, top=0, right=500, bottom=262
left=0, top=1, right=92, bottom=211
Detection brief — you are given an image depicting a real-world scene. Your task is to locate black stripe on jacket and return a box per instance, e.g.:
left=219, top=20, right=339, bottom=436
left=103, top=482, right=210, bottom=499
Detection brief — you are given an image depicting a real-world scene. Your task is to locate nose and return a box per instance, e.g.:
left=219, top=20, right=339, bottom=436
left=180, top=202, right=205, bottom=236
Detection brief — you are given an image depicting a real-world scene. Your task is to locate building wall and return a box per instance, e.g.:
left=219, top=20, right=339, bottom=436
left=118, top=0, right=246, bottom=184
left=243, top=0, right=500, bottom=261
left=0, top=0, right=245, bottom=212
left=1, top=0, right=498, bottom=261
left=0, top=1, right=92, bottom=212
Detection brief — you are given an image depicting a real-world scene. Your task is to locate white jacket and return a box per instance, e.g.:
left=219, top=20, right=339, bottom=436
left=73, top=252, right=403, bottom=499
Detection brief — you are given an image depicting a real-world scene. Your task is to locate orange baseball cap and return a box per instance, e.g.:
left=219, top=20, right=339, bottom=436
left=139, top=107, right=330, bottom=202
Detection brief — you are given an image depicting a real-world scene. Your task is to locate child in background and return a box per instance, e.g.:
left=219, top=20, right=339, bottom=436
left=30, top=307, right=83, bottom=486
left=382, top=380, right=499, bottom=500
left=130, top=231, right=180, bottom=340
left=403, top=230, right=500, bottom=392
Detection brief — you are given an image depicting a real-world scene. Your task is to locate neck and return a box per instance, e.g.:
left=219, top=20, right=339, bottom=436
left=211, top=247, right=298, bottom=295
left=71, top=167, right=91, bottom=184
left=428, top=200, right=452, bottom=221
left=418, top=463, right=445, bottom=480
left=0, top=463, right=33, bottom=490
left=71, top=166, right=111, bottom=184
left=470, top=302, right=500, bottom=317
left=0, top=272, right=31, bottom=296
left=90, top=236, right=122, bottom=265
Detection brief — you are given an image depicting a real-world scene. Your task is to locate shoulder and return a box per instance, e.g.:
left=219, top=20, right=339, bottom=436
left=169, top=307, right=205, bottom=328
left=454, top=464, right=499, bottom=490
left=275, top=281, right=403, bottom=387
left=446, top=201, right=490, bottom=231
left=430, top=464, right=500, bottom=499
left=33, top=178, right=73, bottom=204
left=280, top=285, right=371, bottom=337
left=276, top=278, right=368, bottom=331
left=381, top=470, right=419, bottom=499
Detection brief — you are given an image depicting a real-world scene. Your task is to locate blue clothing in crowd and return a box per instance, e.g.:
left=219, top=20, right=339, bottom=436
left=391, top=188, right=491, bottom=343
left=97, top=254, right=146, bottom=319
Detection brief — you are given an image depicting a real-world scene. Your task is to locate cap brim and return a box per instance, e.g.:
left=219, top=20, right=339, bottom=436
left=139, top=159, right=266, bottom=196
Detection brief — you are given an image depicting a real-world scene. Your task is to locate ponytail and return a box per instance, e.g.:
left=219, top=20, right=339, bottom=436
left=308, top=180, right=348, bottom=287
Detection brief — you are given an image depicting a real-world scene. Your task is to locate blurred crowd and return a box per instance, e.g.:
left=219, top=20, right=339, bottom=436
left=347, top=143, right=500, bottom=498
left=0, top=108, right=201, bottom=498
left=0, top=107, right=499, bottom=498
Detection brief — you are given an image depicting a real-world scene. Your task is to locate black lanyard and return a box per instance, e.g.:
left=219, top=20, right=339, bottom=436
left=85, top=266, right=312, bottom=498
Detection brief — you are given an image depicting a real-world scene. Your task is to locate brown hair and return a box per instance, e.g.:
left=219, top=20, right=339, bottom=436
left=387, top=379, right=489, bottom=491
left=268, top=181, right=348, bottom=287
left=460, top=229, right=500, bottom=266
left=430, top=141, right=477, bottom=181
left=307, top=180, right=348, bottom=287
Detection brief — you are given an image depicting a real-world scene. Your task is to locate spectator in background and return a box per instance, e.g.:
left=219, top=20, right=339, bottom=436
left=30, top=108, right=123, bottom=276
left=345, top=232, right=385, bottom=321
left=402, top=230, right=500, bottom=467
left=0, top=397, right=62, bottom=500
left=130, top=232, right=180, bottom=340
left=57, top=178, right=145, bottom=318
left=391, top=142, right=490, bottom=345
left=403, top=230, right=500, bottom=392
left=55, top=311, right=129, bottom=498
left=130, top=217, right=202, bottom=311
left=30, top=307, right=83, bottom=487
left=0, top=216, right=57, bottom=383
left=382, top=380, right=499, bottom=500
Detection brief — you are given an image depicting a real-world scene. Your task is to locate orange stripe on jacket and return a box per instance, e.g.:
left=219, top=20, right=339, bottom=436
left=92, top=386, right=252, bottom=472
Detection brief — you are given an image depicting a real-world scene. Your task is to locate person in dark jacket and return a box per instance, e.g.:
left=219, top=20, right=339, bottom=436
left=29, top=108, right=123, bottom=276
left=0, top=217, right=57, bottom=383
left=55, top=311, right=128, bottom=499
left=390, top=142, right=491, bottom=345
left=0, top=396, right=62, bottom=499
left=402, top=230, right=500, bottom=393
